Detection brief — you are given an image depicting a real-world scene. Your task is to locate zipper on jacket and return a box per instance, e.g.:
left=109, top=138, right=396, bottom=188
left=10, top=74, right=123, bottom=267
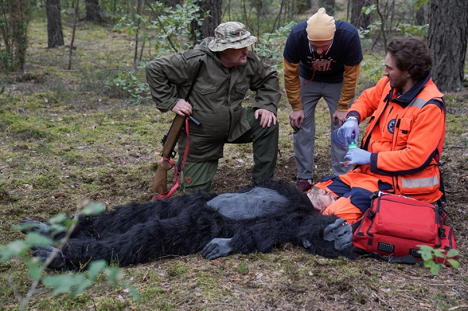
left=391, top=113, right=399, bottom=151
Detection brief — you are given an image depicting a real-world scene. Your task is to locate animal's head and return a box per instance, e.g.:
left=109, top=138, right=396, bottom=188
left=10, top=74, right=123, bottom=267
left=299, top=215, right=357, bottom=259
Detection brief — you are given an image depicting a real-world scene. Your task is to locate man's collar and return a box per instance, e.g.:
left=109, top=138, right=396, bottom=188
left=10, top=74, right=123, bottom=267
left=308, top=38, right=334, bottom=55
left=391, top=72, right=431, bottom=105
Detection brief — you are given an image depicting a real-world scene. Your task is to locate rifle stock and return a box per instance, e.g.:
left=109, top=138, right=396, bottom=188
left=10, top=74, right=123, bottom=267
left=151, top=114, right=186, bottom=196
left=151, top=57, right=204, bottom=199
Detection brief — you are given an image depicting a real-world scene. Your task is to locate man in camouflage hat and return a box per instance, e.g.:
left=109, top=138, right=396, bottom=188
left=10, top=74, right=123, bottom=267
left=146, top=22, right=281, bottom=192
left=208, top=22, right=257, bottom=52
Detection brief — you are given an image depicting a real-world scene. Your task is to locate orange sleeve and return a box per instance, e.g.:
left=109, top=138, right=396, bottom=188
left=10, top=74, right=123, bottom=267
left=322, top=197, right=364, bottom=225
left=283, top=58, right=302, bottom=110
left=337, top=63, right=361, bottom=111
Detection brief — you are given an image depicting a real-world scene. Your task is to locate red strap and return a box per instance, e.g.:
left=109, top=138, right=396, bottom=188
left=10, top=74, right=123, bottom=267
left=156, top=117, right=190, bottom=200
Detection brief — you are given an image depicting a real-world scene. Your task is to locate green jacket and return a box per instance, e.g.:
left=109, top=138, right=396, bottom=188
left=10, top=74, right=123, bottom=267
left=146, top=38, right=281, bottom=162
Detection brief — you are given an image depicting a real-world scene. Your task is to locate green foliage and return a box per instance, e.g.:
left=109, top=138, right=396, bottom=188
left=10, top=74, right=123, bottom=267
left=94, top=0, right=132, bottom=21
left=394, top=23, right=428, bottom=37
left=417, top=245, right=460, bottom=275
left=106, top=64, right=151, bottom=105
left=360, top=1, right=430, bottom=48
left=361, top=55, right=385, bottom=84
left=0, top=202, right=139, bottom=310
left=148, top=0, right=203, bottom=55
left=114, top=0, right=203, bottom=56
left=41, top=260, right=139, bottom=299
left=362, top=4, right=377, bottom=15
left=361, top=5, right=381, bottom=38
left=254, top=21, right=296, bottom=73
left=0, top=76, right=13, bottom=107
left=109, top=0, right=204, bottom=106
left=237, top=260, right=248, bottom=274
left=357, top=28, right=373, bottom=48
left=406, top=0, right=429, bottom=10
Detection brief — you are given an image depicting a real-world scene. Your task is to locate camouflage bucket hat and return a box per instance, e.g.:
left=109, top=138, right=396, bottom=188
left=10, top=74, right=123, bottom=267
left=208, top=22, right=257, bottom=52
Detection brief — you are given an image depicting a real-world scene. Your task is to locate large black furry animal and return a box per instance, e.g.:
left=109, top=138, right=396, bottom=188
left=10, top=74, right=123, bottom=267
left=23, top=179, right=357, bottom=270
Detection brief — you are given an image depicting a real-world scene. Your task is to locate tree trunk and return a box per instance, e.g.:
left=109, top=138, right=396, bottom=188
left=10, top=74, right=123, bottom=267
left=46, top=0, right=64, bottom=48
left=163, top=0, right=182, bottom=7
left=133, top=0, right=143, bottom=71
left=414, top=1, right=425, bottom=26
left=0, top=0, right=33, bottom=72
left=318, top=0, right=335, bottom=16
left=86, top=0, right=102, bottom=22
left=293, top=0, right=310, bottom=14
left=68, top=0, right=80, bottom=70
left=427, top=0, right=468, bottom=92
left=350, top=0, right=371, bottom=30
left=191, top=0, right=222, bottom=44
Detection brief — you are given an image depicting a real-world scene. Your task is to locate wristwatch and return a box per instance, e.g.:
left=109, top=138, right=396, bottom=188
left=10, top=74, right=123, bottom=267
left=346, top=115, right=358, bottom=121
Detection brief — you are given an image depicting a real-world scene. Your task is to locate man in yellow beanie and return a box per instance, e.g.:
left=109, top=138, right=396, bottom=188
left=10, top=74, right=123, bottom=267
left=283, top=8, right=363, bottom=192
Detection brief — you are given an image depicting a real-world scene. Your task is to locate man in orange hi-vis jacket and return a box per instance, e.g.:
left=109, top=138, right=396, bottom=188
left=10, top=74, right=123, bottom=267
left=309, top=36, right=445, bottom=225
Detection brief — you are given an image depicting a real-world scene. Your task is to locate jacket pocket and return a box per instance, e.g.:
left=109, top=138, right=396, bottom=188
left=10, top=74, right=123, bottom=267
left=231, top=82, right=250, bottom=102
left=194, top=83, right=217, bottom=95
left=394, top=117, right=413, bottom=149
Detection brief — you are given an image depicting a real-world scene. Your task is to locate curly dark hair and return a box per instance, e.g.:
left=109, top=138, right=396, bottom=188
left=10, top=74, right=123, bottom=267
left=387, top=36, right=432, bottom=81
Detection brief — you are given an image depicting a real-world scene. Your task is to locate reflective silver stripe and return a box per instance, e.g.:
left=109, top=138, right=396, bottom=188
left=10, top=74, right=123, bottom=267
left=401, top=176, right=439, bottom=188
left=409, top=98, right=426, bottom=108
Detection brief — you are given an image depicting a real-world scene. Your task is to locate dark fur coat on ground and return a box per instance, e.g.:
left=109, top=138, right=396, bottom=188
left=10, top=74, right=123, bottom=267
left=24, top=179, right=357, bottom=270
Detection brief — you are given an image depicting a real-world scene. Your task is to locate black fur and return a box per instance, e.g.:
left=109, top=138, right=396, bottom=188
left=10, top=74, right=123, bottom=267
left=27, top=179, right=357, bottom=270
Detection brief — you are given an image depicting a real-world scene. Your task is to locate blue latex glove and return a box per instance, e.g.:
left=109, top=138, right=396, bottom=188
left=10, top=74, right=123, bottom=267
left=341, top=118, right=359, bottom=145
left=345, top=148, right=371, bottom=165
left=331, top=128, right=346, bottom=147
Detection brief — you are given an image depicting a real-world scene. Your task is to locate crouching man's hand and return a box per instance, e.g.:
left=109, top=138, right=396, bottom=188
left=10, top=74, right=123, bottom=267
left=255, top=109, right=277, bottom=128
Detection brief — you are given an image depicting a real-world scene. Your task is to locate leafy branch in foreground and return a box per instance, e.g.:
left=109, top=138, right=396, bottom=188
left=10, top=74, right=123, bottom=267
left=0, top=201, right=139, bottom=311
left=417, top=244, right=460, bottom=275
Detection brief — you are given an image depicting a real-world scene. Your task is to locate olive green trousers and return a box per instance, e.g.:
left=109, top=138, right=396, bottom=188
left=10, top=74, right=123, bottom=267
left=180, top=107, right=279, bottom=192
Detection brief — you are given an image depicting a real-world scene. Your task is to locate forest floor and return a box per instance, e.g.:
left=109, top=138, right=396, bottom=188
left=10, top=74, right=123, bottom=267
left=1, top=19, right=468, bottom=310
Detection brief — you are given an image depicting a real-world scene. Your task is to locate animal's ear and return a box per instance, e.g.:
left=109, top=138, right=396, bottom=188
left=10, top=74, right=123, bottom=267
left=302, top=238, right=312, bottom=249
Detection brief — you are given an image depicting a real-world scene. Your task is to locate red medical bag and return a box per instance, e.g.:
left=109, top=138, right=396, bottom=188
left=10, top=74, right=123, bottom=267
left=353, top=192, right=457, bottom=265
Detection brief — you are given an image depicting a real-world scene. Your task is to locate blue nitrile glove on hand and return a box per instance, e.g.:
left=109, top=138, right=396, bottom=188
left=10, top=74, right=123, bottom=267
left=331, top=128, right=346, bottom=147
left=345, top=148, right=371, bottom=165
left=341, top=118, right=359, bottom=145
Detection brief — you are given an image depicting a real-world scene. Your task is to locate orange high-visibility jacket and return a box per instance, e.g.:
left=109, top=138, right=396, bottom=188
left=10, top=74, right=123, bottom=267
left=320, top=172, right=385, bottom=225
left=348, top=75, right=445, bottom=202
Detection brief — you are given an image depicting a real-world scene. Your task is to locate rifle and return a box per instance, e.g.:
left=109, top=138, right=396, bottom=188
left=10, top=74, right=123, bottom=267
left=151, top=58, right=204, bottom=199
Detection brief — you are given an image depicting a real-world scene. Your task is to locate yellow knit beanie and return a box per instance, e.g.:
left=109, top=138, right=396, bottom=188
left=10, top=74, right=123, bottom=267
left=306, top=8, right=336, bottom=41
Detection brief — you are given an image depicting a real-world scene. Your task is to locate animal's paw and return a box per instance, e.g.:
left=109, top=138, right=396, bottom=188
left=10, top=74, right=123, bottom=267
left=20, top=217, right=52, bottom=237
left=201, top=238, right=233, bottom=260
left=31, top=246, right=65, bottom=269
left=324, top=218, right=353, bottom=251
